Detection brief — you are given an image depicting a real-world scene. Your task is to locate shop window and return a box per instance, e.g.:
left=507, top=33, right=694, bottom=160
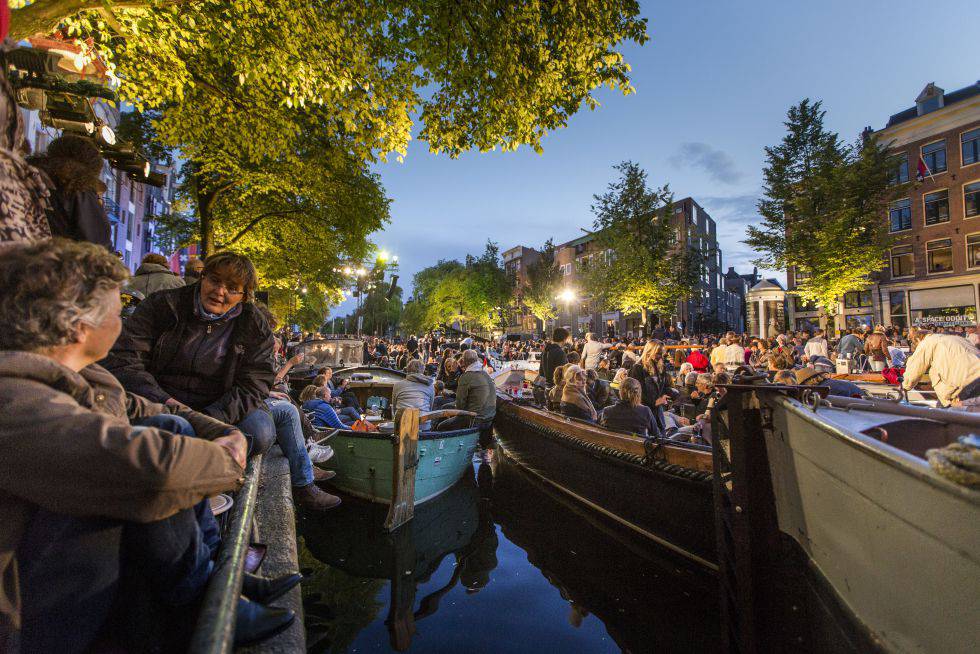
left=922, top=140, right=947, bottom=174
left=890, top=245, right=914, bottom=278
left=963, top=128, right=980, bottom=166
left=968, top=234, right=980, bottom=269
left=845, top=314, right=873, bottom=331
left=965, top=181, right=980, bottom=218
left=795, top=317, right=820, bottom=333
left=926, top=238, right=953, bottom=273
left=843, top=290, right=872, bottom=309
left=888, top=198, right=912, bottom=232
left=890, top=153, right=909, bottom=185
left=924, top=190, right=949, bottom=225
left=889, top=291, right=907, bottom=329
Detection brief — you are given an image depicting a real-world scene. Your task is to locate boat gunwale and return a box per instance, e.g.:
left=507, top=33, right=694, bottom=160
left=326, top=425, right=483, bottom=443
left=768, top=392, right=980, bottom=503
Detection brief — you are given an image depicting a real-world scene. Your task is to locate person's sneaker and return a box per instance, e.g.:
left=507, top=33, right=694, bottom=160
left=307, top=443, right=334, bottom=464
left=294, top=483, right=342, bottom=510
left=312, top=467, right=336, bottom=482
left=234, top=597, right=295, bottom=647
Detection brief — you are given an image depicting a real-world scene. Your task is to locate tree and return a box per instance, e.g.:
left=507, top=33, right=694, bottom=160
left=744, top=99, right=906, bottom=323
left=583, top=161, right=700, bottom=329
left=461, top=242, right=512, bottom=331
left=521, top=239, right=561, bottom=327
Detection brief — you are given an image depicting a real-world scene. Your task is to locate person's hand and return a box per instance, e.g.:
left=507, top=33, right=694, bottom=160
left=164, top=397, right=189, bottom=410
left=338, top=378, right=349, bottom=388
left=288, top=352, right=306, bottom=366
left=214, top=431, right=248, bottom=470
left=655, top=394, right=669, bottom=406
left=269, top=391, right=290, bottom=401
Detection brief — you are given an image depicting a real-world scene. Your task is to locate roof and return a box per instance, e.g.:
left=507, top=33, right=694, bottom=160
left=750, top=279, right=784, bottom=291
left=885, top=81, right=980, bottom=128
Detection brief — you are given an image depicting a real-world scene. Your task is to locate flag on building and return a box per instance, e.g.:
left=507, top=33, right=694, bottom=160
left=916, top=156, right=931, bottom=182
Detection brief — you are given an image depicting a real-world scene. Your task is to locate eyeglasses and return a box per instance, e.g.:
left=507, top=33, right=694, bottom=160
left=203, top=274, right=245, bottom=298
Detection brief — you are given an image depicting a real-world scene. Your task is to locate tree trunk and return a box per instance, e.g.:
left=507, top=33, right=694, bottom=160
left=198, top=196, right=215, bottom=257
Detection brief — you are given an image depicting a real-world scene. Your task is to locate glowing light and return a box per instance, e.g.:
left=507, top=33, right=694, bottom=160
left=356, top=267, right=367, bottom=276
left=557, top=289, right=576, bottom=303
left=343, top=266, right=352, bottom=275
left=99, top=124, right=116, bottom=145
left=301, top=287, right=308, bottom=294
left=377, top=250, right=390, bottom=262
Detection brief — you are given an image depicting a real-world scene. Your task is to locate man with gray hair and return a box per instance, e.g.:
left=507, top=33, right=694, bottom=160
left=391, top=358, right=435, bottom=421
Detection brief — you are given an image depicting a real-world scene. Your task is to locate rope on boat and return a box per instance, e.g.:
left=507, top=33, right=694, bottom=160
left=497, top=409, right=712, bottom=483
left=926, top=441, right=980, bottom=488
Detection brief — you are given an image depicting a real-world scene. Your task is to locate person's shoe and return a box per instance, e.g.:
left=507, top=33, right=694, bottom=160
left=312, top=467, right=336, bottom=482
left=294, top=483, right=342, bottom=510
left=307, top=443, right=334, bottom=464
left=234, top=597, right=295, bottom=647
left=241, top=572, right=303, bottom=604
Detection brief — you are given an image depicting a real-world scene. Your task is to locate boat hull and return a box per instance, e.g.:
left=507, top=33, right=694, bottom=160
left=494, top=396, right=717, bottom=568
left=762, top=394, right=980, bottom=654
left=323, top=428, right=480, bottom=505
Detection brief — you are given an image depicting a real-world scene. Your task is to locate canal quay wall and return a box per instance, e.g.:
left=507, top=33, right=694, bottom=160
left=241, top=450, right=306, bottom=654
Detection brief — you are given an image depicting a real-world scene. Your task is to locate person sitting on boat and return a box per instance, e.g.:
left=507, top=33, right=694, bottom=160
left=301, top=385, right=358, bottom=429
left=585, top=368, right=612, bottom=410
left=0, top=239, right=296, bottom=652
left=438, top=354, right=461, bottom=391
left=440, top=349, right=496, bottom=431
left=609, top=367, right=629, bottom=398
left=596, top=356, right=615, bottom=381
left=599, top=378, right=660, bottom=437
left=392, top=359, right=435, bottom=421
left=432, top=380, right=455, bottom=410
left=547, top=364, right=567, bottom=411
left=629, top=340, right=673, bottom=433
left=559, top=365, right=598, bottom=422
left=794, top=367, right=866, bottom=398
left=674, top=361, right=694, bottom=387
left=317, top=366, right=362, bottom=419
left=902, top=327, right=980, bottom=408
left=103, top=250, right=277, bottom=457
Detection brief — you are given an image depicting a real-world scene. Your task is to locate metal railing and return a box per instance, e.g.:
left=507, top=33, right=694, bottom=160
left=188, top=454, right=263, bottom=654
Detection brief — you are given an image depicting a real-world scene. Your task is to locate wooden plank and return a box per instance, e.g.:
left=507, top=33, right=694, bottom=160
left=384, top=408, right=420, bottom=532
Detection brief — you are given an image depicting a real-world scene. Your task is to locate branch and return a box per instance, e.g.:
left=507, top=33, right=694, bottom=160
left=218, top=209, right=304, bottom=248
left=9, top=0, right=189, bottom=40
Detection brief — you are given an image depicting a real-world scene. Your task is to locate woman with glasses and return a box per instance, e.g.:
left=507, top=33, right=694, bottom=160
left=104, top=251, right=277, bottom=457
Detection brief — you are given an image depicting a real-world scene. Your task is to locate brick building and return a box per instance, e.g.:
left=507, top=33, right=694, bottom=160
left=789, top=80, right=980, bottom=333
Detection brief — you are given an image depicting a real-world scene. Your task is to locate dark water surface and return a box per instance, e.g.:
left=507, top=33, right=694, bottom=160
left=297, top=444, right=720, bottom=654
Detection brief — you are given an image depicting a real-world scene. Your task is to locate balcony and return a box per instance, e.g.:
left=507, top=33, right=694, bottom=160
left=103, top=197, right=121, bottom=224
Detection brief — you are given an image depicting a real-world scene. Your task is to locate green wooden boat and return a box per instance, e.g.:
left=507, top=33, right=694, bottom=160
left=319, top=366, right=482, bottom=505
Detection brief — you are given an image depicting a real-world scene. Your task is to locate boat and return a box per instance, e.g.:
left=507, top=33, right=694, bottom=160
left=298, top=473, right=492, bottom=651
left=832, top=372, right=939, bottom=406
left=286, top=336, right=364, bottom=386
left=715, top=381, right=980, bottom=653
left=319, top=366, right=481, bottom=506
left=493, top=391, right=717, bottom=569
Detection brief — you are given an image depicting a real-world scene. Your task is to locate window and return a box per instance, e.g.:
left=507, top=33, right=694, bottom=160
left=891, top=153, right=909, bottom=184
left=794, top=266, right=811, bottom=283
left=924, top=190, right=949, bottom=225
left=793, top=295, right=817, bottom=312
left=889, top=198, right=912, bottom=232
left=843, top=290, right=872, bottom=308
left=963, top=128, right=980, bottom=166
left=890, top=245, right=914, bottom=278
left=918, top=95, right=942, bottom=115
left=889, top=291, right=908, bottom=329
left=926, top=238, right=953, bottom=273
left=968, top=234, right=980, bottom=269
left=921, top=140, right=947, bottom=174
left=965, top=181, right=980, bottom=218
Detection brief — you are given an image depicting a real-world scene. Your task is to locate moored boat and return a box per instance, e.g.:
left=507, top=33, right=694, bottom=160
left=320, top=366, right=481, bottom=506
left=494, top=392, right=717, bottom=569
left=715, top=383, right=980, bottom=653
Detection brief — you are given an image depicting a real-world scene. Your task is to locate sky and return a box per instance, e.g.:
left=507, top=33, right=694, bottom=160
left=333, top=0, right=980, bottom=317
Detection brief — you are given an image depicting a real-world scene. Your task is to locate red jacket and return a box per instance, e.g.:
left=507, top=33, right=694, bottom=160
left=686, top=350, right=709, bottom=372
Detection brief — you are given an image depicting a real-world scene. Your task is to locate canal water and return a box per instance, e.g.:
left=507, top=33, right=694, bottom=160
left=297, top=446, right=720, bottom=654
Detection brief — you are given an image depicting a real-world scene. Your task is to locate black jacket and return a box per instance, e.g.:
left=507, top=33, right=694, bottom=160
left=600, top=401, right=660, bottom=438
left=103, top=285, right=275, bottom=425
left=629, top=363, right=672, bottom=431
left=540, top=342, right=567, bottom=387
left=46, top=188, right=111, bottom=249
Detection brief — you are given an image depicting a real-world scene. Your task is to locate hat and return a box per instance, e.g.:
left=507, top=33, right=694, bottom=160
left=795, top=367, right=829, bottom=385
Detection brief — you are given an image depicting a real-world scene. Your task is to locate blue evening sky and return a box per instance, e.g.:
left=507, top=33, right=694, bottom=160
left=334, top=0, right=979, bottom=317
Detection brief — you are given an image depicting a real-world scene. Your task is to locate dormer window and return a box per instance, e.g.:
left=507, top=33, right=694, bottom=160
left=915, top=82, right=945, bottom=116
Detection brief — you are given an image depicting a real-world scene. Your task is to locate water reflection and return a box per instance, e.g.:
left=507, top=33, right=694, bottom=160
left=298, top=449, right=718, bottom=653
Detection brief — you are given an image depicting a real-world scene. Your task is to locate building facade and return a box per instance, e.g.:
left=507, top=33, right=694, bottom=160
left=788, top=80, right=980, bottom=334
left=506, top=196, right=752, bottom=337
left=502, top=245, right=542, bottom=334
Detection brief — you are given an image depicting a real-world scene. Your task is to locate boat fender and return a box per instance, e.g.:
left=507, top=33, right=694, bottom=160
left=926, top=437, right=980, bottom=487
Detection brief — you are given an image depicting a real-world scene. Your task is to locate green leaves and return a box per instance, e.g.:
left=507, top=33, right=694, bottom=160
left=745, top=99, right=907, bottom=315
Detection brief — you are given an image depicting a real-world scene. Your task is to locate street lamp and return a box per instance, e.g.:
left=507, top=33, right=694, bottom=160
left=556, top=289, right=576, bottom=335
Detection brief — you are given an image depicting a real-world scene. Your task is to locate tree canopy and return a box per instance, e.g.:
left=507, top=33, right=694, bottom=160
left=582, top=161, right=700, bottom=325
left=744, top=99, right=905, bottom=314
left=520, top=239, right=561, bottom=324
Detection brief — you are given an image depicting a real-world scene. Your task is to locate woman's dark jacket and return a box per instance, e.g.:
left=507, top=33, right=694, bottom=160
left=46, top=187, right=111, bottom=249
left=103, top=285, right=275, bottom=425
left=629, top=362, right=672, bottom=431
left=599, top=401, right=660, bottom=438
left=587, top=379, right=611, bottom=409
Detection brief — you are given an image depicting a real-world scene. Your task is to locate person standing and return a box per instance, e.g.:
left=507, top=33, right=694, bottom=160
left=804, top=329, right=829, bottom=360
left=581, top=332, right=614, bottom=370
left=127, top=253, right=185, bottom=297
left=540, top=327, right=569, bottom=387
left=628, top=340, right=673, bottom=433
left=183, top=257, right=205, bottom=284
left=863, top=326, right=891, bottom=372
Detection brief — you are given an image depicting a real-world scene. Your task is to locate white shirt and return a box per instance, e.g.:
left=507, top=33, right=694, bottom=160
left=582, top=340, right=612, bottom=369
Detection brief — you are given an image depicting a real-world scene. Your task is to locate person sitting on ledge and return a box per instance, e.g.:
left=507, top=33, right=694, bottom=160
left=0, top=239, right=297, bottom=653
left=103, top=251, right=277, bottom=457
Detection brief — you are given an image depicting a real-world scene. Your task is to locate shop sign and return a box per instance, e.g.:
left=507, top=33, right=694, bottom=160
left=912, top=306, right=977, bottom=326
